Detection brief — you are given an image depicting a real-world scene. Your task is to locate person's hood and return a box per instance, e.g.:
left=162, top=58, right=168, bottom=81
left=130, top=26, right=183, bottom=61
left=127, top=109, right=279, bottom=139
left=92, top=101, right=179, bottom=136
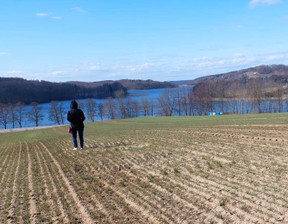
left=70, top=100, right=78, bottom=109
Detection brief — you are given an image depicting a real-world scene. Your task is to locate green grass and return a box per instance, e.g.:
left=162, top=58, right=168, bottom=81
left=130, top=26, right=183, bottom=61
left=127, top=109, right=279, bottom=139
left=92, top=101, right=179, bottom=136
left=1, top=113, right=288, bottom=145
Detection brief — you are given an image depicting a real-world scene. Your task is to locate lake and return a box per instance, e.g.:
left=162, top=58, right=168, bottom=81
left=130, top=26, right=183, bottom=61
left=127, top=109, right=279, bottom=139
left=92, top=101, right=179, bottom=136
left=1, top=86, right=287, bottom=129
left=2, top=88, right=168, bottom=129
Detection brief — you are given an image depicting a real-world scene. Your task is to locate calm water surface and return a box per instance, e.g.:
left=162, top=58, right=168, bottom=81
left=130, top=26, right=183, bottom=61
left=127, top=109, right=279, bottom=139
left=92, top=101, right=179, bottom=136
left=2, top=87, right=287, bottom=129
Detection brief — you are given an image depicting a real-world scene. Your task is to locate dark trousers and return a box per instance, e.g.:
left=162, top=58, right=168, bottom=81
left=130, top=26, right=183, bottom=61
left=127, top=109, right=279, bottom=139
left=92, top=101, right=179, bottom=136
left=72, top=127, right=84, bottom=148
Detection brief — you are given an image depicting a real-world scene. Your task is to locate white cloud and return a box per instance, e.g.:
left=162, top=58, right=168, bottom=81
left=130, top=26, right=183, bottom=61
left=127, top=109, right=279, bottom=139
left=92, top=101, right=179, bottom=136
left=3, top=51, right=288, bottom=82
left=0, top=52, right=8, bottom=55
left=36, top=13, right=62, bottom=20
left=71, top=7, right=86, bottom=13
left=264, top=53, right=286, bottom=62
left=36, top=13, right=49, bottom=17
left=50, top=52, right=288, bottom=81
left=249, top=0, right=282, bottom=8
left=51, top=16, right=62, bottom=20
left=6, top=70, right=24, bottom=75
left=51, top=71, right=65, bottom=75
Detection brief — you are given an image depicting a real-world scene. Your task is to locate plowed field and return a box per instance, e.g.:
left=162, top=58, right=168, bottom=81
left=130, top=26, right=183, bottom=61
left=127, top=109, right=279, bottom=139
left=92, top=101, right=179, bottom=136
left=1, top=114, right=288, bottom=223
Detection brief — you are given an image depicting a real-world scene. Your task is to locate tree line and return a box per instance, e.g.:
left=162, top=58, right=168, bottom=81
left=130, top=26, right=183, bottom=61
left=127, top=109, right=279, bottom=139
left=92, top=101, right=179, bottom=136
left=0, top=78, right=127, bottom=104
left=1, top=83, right=288, bottom=129
left=192, top=77, right=287, bottom=114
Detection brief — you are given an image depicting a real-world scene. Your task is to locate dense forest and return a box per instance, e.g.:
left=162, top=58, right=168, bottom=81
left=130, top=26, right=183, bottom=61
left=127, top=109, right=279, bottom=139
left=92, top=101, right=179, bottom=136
left=0, top=78, right=127, bottom=104
left=183, top=64, right=288, bottom=99
left=188, top=64, right=288, bottom=86
left=69, top=79, right=177, bottom=90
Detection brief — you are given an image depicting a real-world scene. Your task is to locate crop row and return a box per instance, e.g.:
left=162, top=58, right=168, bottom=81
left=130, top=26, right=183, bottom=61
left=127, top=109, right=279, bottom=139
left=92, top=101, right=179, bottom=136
left=0, top=124, right=287, bottom=223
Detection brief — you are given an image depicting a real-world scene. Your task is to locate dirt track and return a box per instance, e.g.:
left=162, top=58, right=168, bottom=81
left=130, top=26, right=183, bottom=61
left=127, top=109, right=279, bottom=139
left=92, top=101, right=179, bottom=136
left=0, top=122, right=288, bottom=223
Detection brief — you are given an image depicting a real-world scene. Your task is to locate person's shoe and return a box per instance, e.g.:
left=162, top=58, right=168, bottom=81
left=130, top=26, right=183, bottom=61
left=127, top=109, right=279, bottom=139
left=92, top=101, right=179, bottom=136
left=73, top=148, right=78, bottom=150
left=80, top=147, right=83, bottom=150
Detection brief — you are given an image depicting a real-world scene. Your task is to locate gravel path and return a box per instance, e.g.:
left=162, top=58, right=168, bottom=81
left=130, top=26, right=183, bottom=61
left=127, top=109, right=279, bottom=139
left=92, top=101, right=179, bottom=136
left=0, top=125, right=65, bottom=133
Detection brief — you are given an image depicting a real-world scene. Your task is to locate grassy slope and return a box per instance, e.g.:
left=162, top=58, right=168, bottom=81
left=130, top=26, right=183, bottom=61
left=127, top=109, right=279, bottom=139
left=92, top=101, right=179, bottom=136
left=1, top=113, right=288, bottom=145
left=1, top=113, right=288, bottom=223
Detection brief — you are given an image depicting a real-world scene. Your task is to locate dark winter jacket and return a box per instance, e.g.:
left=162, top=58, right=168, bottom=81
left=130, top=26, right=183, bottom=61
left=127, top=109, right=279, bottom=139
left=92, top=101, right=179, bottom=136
left=67, top=100, right=85, bottom=129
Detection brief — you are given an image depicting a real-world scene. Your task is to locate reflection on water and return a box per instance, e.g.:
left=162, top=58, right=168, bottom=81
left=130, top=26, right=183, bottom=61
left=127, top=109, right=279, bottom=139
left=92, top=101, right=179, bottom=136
left=2, top=87, right=288, bottom=129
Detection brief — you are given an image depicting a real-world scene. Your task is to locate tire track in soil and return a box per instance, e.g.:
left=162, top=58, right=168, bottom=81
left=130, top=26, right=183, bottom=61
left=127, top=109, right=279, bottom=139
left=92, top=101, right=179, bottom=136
left=210, top=163, right=288, bottom=210
left=115, top=142, right=236, bottom=223
left=0, top=145, right=10, bottom=173
left=106, top=157, right=203, bottom=224
left=7, top=143, right=22, bottom=224
left=118, top=153, right=234, bottom=224
left=34, top=143, right=70, bottom=224
left=120, top=149, right=265, bottom=223
left=80, top=138, right=223, bottom=223
left=55, top=139, right=157, bottom=224
left=129, top=131, right=286, bottom=218
left=56, top=140, right=113, bottom=219
left=39, top=142, right=94, bottom=224
left=150, top=130, right=288, bottom=213
left=84, top=146, right=214, bottom=223
left=49, top=133, right=288, bottom=223
left=79, top=156, right=162, bottom=224
left=57, top=140, right=162, bottom=224
left=14, top=145, right=29, bottom=224
left=169, top=140, right=288, bottom=220
left=0, top=145, right=13, bottom=184
left=152, top=148, right=281, bottom=222
left=53, top=139, right=131, bottom=223
left=0, top=145, right=18, bottom=223
left=26, top=142, right=38, bottom=224
left=35, top=142, right=70, bottom=224
left=188, top=141, right=288, bottom=213
left=167, top=147, right=288, bottom=213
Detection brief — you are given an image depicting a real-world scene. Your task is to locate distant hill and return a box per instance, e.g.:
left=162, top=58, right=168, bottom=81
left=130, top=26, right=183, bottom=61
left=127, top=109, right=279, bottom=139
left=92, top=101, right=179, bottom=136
left=0, top=78, right=127, bottom=104
left=186, top=64, right=288, bottom=86
left=69, top=79, right=177, bottom=90
left=188, top=64, right=288, bottom=100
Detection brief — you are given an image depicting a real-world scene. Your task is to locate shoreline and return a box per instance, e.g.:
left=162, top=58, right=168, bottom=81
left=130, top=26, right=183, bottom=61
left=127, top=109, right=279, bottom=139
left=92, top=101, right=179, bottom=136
left=0, top=125, right=66, bottom=133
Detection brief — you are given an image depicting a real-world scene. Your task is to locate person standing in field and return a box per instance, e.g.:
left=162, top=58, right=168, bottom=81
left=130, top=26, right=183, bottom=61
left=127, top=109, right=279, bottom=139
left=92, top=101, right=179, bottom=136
left=67, top=100, right=85, bottom=150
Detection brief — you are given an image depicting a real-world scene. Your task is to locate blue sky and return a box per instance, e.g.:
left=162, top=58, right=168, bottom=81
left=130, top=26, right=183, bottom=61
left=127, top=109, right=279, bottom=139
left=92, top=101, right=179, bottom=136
left=1, top=0, right=288, bottom=82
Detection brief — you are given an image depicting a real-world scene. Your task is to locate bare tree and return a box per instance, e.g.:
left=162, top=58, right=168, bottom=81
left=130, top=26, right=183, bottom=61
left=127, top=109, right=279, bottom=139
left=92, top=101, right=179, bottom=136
left=193, top=82, right=214, bottom=115
left=132, top=100, right=140, bottom=117
left=28, top=102, right=44, bottom=127
left=49, top=101, right=61, bottom=125
left=126, top=98, right=134, bottom=118
left=86, top=99, right=97, bottom=122
left=0, top=104, right=10, bottom=129
left=187, top=90, right=196, bottom=116
left=157, top=89, right=176, bottom=116
left=117, top=97, right=136, bottom=119
left=8, top=103, right=17, bottom=128
left=58, top=102, right=65, bottom=124
left=104, top=98, right=116, bottom=120
left=175, top=88, right=183, bottom=116
left=15, top=102, right=25, bottom=128
left=275, top=88, right=283, bottom=113
left=247, top=79, right=263, bottom=113
left=117, top=97, right=127, bottom=119
left=98, top=102, right=105, bottom=120
left=149, top=99, right=154, bottom=116
left=179, top=87, right=190, bottom=116
left=141, top=97, right=150, bottom=116
left=215, top=81, right=226, bottom=112
left=77, top=101, right=85, bottom=111
left=176, top=86, right=191, bottom=116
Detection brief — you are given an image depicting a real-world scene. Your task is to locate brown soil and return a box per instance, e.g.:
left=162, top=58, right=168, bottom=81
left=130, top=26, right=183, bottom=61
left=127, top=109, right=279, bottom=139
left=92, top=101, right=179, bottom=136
left=1, top=123, right=288, bottom=223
